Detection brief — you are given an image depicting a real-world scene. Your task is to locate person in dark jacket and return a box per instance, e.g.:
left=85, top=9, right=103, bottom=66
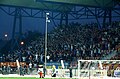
left=69, top=66, right=72, bottom=78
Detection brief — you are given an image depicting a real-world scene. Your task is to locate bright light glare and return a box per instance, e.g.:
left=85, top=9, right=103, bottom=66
left=46, top=13, right=49, bottom=15
left=21, top=42, right=24, bottom=45
left=5, top=34, right=8, bottom=37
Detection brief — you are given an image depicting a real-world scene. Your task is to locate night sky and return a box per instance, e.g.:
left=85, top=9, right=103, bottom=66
left=0, top=9, right=55, bottom=39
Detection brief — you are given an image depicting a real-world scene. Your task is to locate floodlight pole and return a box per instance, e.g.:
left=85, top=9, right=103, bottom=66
left=45, top=13, right=50, bottom=69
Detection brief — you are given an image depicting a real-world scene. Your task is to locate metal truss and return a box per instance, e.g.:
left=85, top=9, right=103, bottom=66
left=0, top=2, right=119, bottom=30
left=0, top=5, right=120, bottom=20
left=0, top=4, right=120, bottom=34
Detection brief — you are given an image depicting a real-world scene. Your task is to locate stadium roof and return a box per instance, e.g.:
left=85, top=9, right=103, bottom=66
left=0, top=0, right=117, bottom=12
left=0, top=0, right=73, bottom=12
left=36, top=0, right=115, bottom=8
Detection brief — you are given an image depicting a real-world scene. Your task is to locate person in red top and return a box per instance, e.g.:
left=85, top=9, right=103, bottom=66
left=38, top=71, right=44, bottom=78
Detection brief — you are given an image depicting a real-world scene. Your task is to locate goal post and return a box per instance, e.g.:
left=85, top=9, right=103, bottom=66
left=78, top=60, right=120, bottom=79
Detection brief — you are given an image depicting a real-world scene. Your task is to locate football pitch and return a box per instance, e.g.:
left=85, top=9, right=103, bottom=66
left=0, top=78, right=77, bottom=79
left=0, top=77, right=119, bottom=79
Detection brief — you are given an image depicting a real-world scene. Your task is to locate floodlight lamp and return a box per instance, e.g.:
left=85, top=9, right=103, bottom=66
left=5, top=34, right=8, bottom=37
left=46, top=13, right=49, bottom=15
left=47, top=20, right=50, bottom=22
left=21, top=41, right=24, bottom=45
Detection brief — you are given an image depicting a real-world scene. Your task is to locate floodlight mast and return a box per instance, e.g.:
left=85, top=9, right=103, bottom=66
left=45, top=13, right=50, bottom=69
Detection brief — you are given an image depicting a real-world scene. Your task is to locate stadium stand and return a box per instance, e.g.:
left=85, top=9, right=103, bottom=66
left=0, top=21, right=120, bottom=76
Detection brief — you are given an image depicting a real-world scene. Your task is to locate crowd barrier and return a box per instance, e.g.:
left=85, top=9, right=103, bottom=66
left=0, top=62, right=27, bottom=67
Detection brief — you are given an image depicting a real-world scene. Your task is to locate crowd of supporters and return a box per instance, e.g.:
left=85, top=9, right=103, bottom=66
left=0, top=21, right=120, bottom=66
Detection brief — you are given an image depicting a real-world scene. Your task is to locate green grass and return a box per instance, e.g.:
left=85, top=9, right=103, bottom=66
left=0, top=78, right=37, bottom=79
left=0, top=78, right=77, bottom=79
